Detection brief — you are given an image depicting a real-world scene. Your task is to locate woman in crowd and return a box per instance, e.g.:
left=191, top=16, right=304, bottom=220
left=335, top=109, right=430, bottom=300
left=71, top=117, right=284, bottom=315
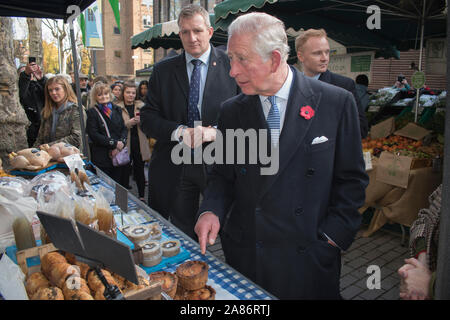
left=34, top=75, right=82, bottom=149
left=111, top=82, right=122, bottom=103
left=117, top=81, right=151, bottom=202
left=137, top=80, right=149, bottom=102
left=86, top=82, right=128, bottom=184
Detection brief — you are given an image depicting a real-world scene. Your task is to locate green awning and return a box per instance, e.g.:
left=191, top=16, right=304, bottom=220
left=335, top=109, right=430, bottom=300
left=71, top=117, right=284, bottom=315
left=213, top=0, right=447, bottom=59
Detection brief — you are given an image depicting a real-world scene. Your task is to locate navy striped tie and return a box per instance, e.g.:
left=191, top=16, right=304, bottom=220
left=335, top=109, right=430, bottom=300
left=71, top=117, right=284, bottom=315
left=267, top=96, right=280, bottom=146
left=187, top=59, right=202, bottom=128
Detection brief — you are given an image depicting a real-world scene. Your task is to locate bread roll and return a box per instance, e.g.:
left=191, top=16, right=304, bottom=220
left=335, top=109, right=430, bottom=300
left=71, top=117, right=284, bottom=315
left=49, top=262, right=73, bottom=288
left=31, top=287, right=64, bottom=300
left=62, top=277, right=92, bottom=299
left=41, top=252, right=67, bottom=278
left=26, top=272, right=50, bottom=297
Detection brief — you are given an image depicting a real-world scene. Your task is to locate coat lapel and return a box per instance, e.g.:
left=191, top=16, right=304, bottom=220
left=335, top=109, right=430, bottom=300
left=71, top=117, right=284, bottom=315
left=258, top=68, right=322, bottom=201
left=174, top=52, right=189, bottom=101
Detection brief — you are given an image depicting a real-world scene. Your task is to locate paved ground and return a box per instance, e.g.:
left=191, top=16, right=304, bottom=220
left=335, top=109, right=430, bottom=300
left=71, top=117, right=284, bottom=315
left=129, top=167, right=409, bottom=300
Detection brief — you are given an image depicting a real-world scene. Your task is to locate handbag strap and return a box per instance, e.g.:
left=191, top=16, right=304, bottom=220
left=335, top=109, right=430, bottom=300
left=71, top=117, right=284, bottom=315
left=93, top=106, right=111, bottom=138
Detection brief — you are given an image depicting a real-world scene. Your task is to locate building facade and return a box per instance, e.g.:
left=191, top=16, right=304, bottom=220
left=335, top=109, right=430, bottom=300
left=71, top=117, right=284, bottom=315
left=96, top=0, right=154, bottom=80
left=152, top=0, right=220, bottom=62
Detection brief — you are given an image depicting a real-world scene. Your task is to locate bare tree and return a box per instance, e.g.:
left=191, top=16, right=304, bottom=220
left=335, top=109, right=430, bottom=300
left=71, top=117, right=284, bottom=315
left=42, top=19, right=67, bottom=73
left=27, top=18, right=43, bottom=67
left=0, top=17, right=29, bottom=166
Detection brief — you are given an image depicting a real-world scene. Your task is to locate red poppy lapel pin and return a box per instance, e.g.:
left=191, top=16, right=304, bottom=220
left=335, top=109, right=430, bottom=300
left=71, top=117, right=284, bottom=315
left=300, top=105, right=314, bottom=120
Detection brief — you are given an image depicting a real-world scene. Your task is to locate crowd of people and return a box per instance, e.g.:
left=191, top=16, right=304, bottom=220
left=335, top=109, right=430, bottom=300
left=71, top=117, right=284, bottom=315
left=14, top=3, right=443, bottom=300
left=17, top=58, right=152, bottom=202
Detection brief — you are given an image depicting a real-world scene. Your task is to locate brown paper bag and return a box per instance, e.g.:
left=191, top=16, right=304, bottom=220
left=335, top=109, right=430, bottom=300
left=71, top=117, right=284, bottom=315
left=370, top=117, right=395, bottom=139
left=394, top=122, right=430, bottom=141
left=376, top=151, right=413, bottom=188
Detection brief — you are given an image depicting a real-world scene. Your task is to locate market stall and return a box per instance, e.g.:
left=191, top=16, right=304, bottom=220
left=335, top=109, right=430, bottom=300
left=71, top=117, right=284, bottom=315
left=0, top=154, right=275, bottom=300
left=360, top=120, right=444, bottom=239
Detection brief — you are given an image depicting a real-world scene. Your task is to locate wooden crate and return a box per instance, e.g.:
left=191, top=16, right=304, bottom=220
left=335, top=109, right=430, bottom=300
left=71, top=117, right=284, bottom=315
left=15, top=243, right=162, bottom=300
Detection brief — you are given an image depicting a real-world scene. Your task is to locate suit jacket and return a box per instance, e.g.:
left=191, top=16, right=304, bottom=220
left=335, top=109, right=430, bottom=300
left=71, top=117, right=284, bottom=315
left=86, top=104, right=128, bottom=168
left=199, top=68, right=369, bottom=299
left=319, top=70, right=368, bottom=138
left=140, top=45, right=239, bottom=218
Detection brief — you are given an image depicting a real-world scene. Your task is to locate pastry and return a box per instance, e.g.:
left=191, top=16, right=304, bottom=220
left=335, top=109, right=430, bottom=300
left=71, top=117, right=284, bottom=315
left=141, top=240, right=162, bottom=267
left=87, top=268, right=117, bottom=293
left=148, top=223, right=162, bottom=240
left=176, top=260, right=209, bottom=291
left=49, top=262, right=74, bottom=288
left=75, top=261, right=91, bottom=280
left=26, top=272, right=50, bottom=297
left=111, top=272, right=127, bottom=291
left=161, top=240, right=181, bottom=257
left=31, top=287, right=64, bottom=300
left=64, top=252, right=77, bottom=265
left=62, top=277, right=92, bottom=299
left=96, top=207, right=114, bottom=235
left=41, top=251, right=68, bottom=278
left=70, top=170, right=83, bottom=190
left=185, top=285, right=216, bottom=300
left=123, top=276, right=150, bottom=294
left=128, top=225, right=150, bottom=247
left=66, top=291, right=94, bottom=300
left=149, top=271, right=178, bottom=299
left=77, top=169, right=90, bottom=187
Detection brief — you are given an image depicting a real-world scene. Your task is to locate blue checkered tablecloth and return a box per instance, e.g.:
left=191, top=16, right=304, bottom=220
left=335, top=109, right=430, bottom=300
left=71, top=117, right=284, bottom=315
left=87, top=170, right=274, bottom=300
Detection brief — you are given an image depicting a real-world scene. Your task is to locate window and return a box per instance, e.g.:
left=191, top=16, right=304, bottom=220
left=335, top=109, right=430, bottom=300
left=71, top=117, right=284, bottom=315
left=114, top=51, right=121, bottom=58
left=144, top=49, right=152, bottom=53
left=143, top=15, right=152, bottom=28
left=114, top=27, right=120, bottom=34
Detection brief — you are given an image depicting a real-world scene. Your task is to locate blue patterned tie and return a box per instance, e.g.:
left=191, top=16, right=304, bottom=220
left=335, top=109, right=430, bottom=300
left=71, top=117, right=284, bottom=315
left=187, top=59, right=202, bottom=128
left=267, top=96, right=281, bottom=146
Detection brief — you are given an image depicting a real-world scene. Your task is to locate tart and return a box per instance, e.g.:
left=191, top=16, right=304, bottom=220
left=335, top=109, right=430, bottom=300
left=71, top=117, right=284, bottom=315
left=141, top=240, right=162, bottom=267
left=161, top=240, right=181, bottom=257
left=176, top=260, right=209, bottom=291
left=149, top=271, right=178, bottom=299
left=185, top=285, right=216, bottom=300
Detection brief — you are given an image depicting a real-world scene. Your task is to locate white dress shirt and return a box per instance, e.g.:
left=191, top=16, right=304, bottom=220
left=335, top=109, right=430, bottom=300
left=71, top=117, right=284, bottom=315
left=258, top=66, right=293, bottom=133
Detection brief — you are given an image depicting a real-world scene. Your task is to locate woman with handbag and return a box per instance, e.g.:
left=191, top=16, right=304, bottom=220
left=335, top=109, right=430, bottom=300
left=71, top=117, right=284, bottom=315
left=86, top=82, right=128, bottom=185
left=117, top=81, right=151, bottom=203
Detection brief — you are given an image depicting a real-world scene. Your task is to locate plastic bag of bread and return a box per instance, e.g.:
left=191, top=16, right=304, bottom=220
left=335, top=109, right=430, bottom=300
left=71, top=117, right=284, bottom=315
left=40, top=142, right=81, bottom=162
left=8, top=148, right=52, bottom=170
left=92, top=186, right=116, bottom=239
left=0, top=177, right=29, bottom=200
left=28, top=171, right=72, bottom=201
left=73, top=194, right=96, bottom=226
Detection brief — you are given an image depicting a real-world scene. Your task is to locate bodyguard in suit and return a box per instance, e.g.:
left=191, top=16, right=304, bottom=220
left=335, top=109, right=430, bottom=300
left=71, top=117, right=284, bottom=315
left=295, top=29, right=368, bottom=138
left=140, top=4, right=238, bottom=238
left=195, top=13, right=369, bottom=299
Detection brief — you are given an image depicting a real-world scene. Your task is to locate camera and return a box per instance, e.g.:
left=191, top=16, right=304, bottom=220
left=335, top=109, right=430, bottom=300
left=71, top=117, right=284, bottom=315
left=397, top=75, right=405, bottom=82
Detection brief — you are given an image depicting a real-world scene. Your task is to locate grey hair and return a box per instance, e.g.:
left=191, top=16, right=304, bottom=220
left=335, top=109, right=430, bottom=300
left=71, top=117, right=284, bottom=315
left=177, top=4, right=211, bottom=28
left=227, top=12, right=289, bottom=62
